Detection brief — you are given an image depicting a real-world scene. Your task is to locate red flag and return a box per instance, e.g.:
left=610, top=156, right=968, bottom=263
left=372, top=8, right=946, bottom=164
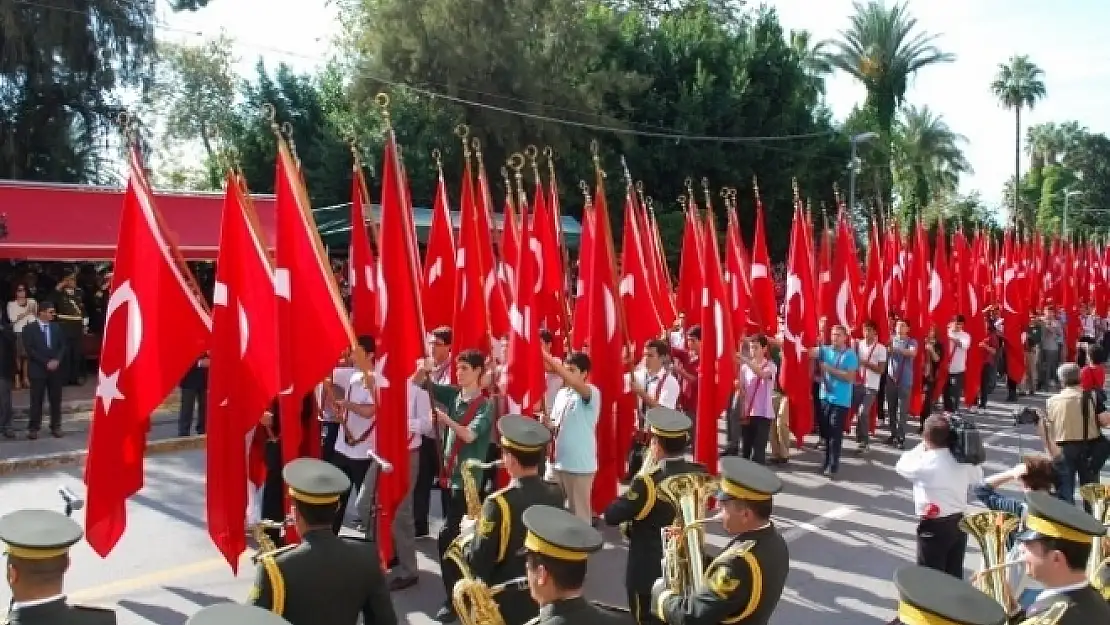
left=453, top=160, right=491, bottom=358
left=274, top=142, right=355, bottom=468
left=505, top=196, right=544, bottom=413
left=475, top=166, right=511, bottom=339
left=676, top=203, right=703, bottom=321
left=531, top=174, right=567, bottom=358
left=375, top=132, right=426, bottom=565
left=1001, top=233, right=1030, bottom=384
left=571, top=206, right=594, bottom=350
left=349, top=165, right=378, bottom=336
left=749, top=194, right=777, bottom=336
left=500, top=192, right=521, bottom=304
left=780, top=207, right=817, bottom=447
left=206, top=173, right=280, bottom=571
left=422, top=166, right=457, bottom=331
left=959, top=231, right=988, bottom=407
left=830, top=214, right=863, bottom=332
left=694, top=208, right=735, bottom=475
left=863, top=225, right=890, bottom=344
left=645, top=207, right=677, bottom=326
left=619, top=186, right=664, bottom=351
left=84, top=149, right=211, bottom=557
left=724, top=205, right=753, bottom=338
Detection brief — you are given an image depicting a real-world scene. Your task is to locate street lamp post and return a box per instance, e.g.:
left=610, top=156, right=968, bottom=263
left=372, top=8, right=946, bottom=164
left=849, top=132, right=879, bottom=216
left=1063, top=189, right=1080, bottom=237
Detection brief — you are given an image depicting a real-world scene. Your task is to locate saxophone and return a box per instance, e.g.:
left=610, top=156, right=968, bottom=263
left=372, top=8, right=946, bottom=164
left=960, top=511, right=1021, bottom=614
left=657, top=472, right=719, bottom=595
left=443, top=458, right=504, bottom=584
left=1079, top=483, right=1110, bottom=599
left=453, top=575, right=528, bottom=625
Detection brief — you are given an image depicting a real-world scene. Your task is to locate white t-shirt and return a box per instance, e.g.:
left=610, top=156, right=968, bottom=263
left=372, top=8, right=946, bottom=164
left=545, top=372, right=563, bottom=412
left=633, top=367, right=681, bottom=411
left=856, top=340, right=888, bottom=390
left=316, top=366, right=359, bottom=423
left=333, top=371, right=377, bottom=460
left=894, top=443, right=983, bottom=517
left=408, top=382, right=433, bottom=450
left=947, top=330, right=972, bottom=374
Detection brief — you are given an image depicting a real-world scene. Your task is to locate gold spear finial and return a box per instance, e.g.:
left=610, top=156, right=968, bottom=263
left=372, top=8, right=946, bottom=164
left=431, top=148, right=443, bottom=177
left=509, top=152, right=528, bottom=212
left=701, top=177, right=712, bottom=210
left=455, top=124, right=471, bottom=160
left=375, top=93, right=391, bottom=129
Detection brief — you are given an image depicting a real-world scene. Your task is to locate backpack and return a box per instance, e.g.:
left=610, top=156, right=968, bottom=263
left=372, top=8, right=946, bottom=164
left=947, top=413, right=986, bottom=465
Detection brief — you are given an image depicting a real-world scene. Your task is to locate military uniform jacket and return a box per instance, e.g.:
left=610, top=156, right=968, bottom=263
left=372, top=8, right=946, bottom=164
left=55, top=291, right=84, bottom=336
left=604, top=457, right=706, bottom=592
left=529, top=597, right=635, bottom=625
left=4, top=598, right=116, bottom=625
left=468, top=474, right=566, bottom=625
left=1020, top=585, right=1110, bottom=625
left=249, top=529, right=397, bottom=625
left=654, top=523, right=789, bottom=625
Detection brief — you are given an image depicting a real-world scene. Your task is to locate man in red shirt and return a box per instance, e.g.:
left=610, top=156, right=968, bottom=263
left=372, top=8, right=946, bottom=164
left=669, top=325, right=701, bottom=448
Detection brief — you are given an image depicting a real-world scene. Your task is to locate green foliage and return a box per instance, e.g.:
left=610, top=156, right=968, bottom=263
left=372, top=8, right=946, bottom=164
left=991, top=54, right=1047, bottom=227
left=891, top=105, right=970, bottom=223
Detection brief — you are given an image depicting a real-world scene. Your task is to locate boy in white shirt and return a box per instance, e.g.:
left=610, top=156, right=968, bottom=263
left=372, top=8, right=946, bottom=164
left=330, top=336, right=378, bottom=534
left=945, top=316, right=972, bottom=413
left=853, top=320, right=888, bottom=453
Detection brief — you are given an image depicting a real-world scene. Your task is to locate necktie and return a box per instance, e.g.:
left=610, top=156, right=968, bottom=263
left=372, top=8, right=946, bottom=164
left=43, top=323, right=51, bottom=349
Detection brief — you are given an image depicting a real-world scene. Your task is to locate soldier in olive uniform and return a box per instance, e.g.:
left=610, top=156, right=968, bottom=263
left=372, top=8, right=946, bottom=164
left=603, top=408, right=706, bottom=624
left=53, top=274, right=85, bottom=386
left=247, top=458, right=397, bottom=625
left=521, top=505, right=634, bottom=625
left=1, top=509, right=116, bottom=625
left=187, top=604, right=290, bottom=625
left=451, top=414, right=566, bottom=625
left=1011, top=491, right=1110, bottom=625
left=890, top=565, right=1006, bottom=625
left=651, top=457, right=789, bottom=625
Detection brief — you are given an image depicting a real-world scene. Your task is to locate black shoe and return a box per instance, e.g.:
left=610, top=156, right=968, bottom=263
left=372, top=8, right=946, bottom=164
left=434, top=606, right=457, bottom=623
left=388, top=575, right=418, bottom=591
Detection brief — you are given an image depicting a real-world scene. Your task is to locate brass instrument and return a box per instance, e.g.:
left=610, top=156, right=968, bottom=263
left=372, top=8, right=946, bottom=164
left=657, top=473, right=719, bottom=595
left=1016, top=601, right=1070, bottom=625
left=1079, top=483, right=1110, bottom=599
left=960, top=511, right=1021, bottom=613
left=453, top=575, right=528, bottom=625
left=250, top=519, right=296, bottom=615
left=462, top=458, right=503, bottom=520
left=444, top=459, right=505, bottom=585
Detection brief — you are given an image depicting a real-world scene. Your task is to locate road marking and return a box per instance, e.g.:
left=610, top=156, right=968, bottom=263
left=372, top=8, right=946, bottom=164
left=782, top=505, right=855, bottom=542
left=67, top=550, right=256, bottom=603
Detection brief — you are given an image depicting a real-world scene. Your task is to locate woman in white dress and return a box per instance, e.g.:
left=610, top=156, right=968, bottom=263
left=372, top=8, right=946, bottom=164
left=6, top=284, right=37, bottom=389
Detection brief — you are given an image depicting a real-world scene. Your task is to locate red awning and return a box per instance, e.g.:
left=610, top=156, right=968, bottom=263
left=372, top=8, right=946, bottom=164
left=0, top=180, right=276, bottom=261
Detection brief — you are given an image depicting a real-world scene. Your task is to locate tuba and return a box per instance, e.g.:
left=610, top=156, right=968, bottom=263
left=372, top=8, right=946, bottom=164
left=960, top=510, right=1021, bottom=614
left=443, top=459, right=504, bottom=583
left=657, top=472, right=719, bottom=595
left=1079, top=483, right=1110, bottom=599
left=453, top=576, right=528, bottom=625
left=1015, top=600, right=1070, bottom=625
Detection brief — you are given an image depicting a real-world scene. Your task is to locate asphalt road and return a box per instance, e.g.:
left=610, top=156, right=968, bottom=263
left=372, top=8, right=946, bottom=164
left=1, top=390, right=1104, bottom=625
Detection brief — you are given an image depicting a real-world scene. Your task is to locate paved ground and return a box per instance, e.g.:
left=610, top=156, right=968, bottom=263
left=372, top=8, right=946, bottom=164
left=1, top=387, right=1106, bottom=625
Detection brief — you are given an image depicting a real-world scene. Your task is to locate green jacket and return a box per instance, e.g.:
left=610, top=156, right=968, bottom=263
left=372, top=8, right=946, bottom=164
left=430, top=383, right=495, bottom=490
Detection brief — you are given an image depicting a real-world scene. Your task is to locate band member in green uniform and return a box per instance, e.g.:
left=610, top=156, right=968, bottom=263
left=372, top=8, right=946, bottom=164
left=458, top=414, right=566, bottom=625
left=522, top=505, right=634, bottom=625
left=0, top=509, right=116, bottom=625
left=53, top=274, right=85, bottom=386
left=604, top=408, right=705, bottom=624
left=1011, top=491, right=1110, bottom=624
left=414, top=349, right=496, bottom=623
left=890, top=565, right=1006, bottom=625
left=651, top=457, right=789, bottom=625
left=186, top=604, right=290, bottom=625
left=247, top=458, right=396, bottom=625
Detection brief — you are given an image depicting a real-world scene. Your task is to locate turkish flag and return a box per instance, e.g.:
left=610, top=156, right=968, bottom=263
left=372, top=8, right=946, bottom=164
left=863, top=225, right=890, bottom=345
left=500, top=193, right=521, bottom=304
left=1001, top=233, right=1030, bottom=383
left=780, top=206, right=817, bottom=447
left=375, top=132, right=426, bottom=565
left=724, top=206, right=753, bottom=338
left=274, top=141, right=355, bottom=466
left=206, top=173, right=280, bottom=572
left=676, top=203, right=703, bottom=321
left=830, top=214, right=863, bottom=333
left=642, top=202, right=677, bottom=329
left=619, top=187, right=663, bottom=352
left=505, top=198, right=544, bottom=413
left=570, top=205, right=594, bottom=350
left=474, top=167, right=511, bottom=339
left=349, top=166, right=378, bottom=337
left=422, top=168, right=457, bottom=331
left=694, top=207, right=735, bottom=475
left=531, top=176, right=567, bottom=358
left=84, top=148, right=211, bottom=557
left=453, top=161, right=491, bottom=359
left=749, top=196, right=777, bottom=336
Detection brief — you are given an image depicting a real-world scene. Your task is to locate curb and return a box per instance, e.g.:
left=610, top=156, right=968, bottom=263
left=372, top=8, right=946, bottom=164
left=0, top=434, right=207, bottom=477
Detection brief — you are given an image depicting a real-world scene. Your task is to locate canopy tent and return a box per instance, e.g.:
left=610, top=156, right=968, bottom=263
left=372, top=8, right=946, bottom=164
left=0, top=179, right=277, bottom=261
left=313, top=203, right=582, bottom=251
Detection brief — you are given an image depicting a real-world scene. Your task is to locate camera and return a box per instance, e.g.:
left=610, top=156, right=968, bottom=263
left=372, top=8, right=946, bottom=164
left=1012, top=406, right=1040, bottom=426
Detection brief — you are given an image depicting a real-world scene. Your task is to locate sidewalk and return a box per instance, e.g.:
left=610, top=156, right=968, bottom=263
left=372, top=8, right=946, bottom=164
left=1, top=383, right=204, bottom=477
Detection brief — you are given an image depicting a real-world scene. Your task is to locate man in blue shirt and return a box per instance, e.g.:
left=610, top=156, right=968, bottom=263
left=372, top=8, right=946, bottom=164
left=809, top=324, right=858, bottom=477
left=886, top=319, right=918, bottom=450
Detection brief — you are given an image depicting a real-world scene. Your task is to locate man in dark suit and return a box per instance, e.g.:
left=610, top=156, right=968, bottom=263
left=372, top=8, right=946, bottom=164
left=0, top=508, right=118, bottom=625
left=248, top=458, right=397, bottom=625
left=21, top=300, right=65, bottom=439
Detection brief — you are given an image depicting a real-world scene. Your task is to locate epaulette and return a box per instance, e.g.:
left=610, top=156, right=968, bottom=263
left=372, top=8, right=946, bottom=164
left=490, top=483, right=513, bottom=499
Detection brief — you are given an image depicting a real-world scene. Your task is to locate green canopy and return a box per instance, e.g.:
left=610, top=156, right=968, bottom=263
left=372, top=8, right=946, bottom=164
left=315, top=203, right=581, bottom=251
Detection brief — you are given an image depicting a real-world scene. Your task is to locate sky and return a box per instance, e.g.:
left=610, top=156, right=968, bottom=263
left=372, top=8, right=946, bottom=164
left=159, top=0, right=1110, bottom=212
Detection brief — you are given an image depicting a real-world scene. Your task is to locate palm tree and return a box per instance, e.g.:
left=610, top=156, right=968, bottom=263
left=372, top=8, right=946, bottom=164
left=1025, top=122, right=1063, bottom=170
left=892, top=105, right=971, bottom=218
left=790, top=29, right=832, bottom=93
left=990, top=55, right=1046, bottom=227
left=823, top=1, right=955, bottom=209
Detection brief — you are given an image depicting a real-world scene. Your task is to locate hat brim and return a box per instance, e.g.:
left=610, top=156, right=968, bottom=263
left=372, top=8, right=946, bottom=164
left=1014, top=529, right=1046, bottom=543
left=715, top=489, right=735, bottom=502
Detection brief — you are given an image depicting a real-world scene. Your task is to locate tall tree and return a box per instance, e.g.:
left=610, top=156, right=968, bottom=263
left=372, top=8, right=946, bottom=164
left=892, top=105, right=970, bottom=221
left=990, top=54, right=1046, bottom=229
left=823, top=0, right=954, bottom=215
